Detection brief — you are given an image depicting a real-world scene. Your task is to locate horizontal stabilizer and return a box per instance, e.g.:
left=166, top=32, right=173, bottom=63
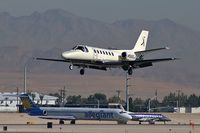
left=135, top=47, right=170, bottom=55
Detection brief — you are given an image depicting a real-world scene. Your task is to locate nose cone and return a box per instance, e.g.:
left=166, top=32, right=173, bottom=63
left=164, top=117, right=171, bottom=121
left=122, top=113, right=132, bottom=120
left=62, top=51, right=77, bottom=59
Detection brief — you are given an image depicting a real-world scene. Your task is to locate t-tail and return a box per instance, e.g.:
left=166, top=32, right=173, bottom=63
left=20, top=94, right=46, bottom=116
left=132, top=30, right=149, bottom=52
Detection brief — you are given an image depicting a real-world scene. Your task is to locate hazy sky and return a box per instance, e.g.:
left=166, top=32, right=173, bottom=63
left=0, top=0, right=200, bottom=30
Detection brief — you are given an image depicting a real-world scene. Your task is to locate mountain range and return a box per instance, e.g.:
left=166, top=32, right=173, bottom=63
left=0, top=9, right=200, bottom=88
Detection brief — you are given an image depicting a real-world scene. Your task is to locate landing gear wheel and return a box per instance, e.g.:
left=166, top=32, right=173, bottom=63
left=70, top=120, right=76, bottom=124
left=80, top=69, right=85, bottom=75
left=69, top=64, right=73, bottom=70
left=128, top=68, right=133, bottom=75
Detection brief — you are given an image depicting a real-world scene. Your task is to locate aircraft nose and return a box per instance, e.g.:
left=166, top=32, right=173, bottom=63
left=62, top=51, right=76, bottom=59
left=165, top=117, right=171, bottom=121
left=123, top=113, right=132, bottom=120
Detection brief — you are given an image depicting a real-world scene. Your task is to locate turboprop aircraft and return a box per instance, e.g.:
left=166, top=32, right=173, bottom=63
left=108, top=103, right=171, bottom=125
left=20, top=94, right=132, bottom=124
left=37, top=30, right=176, bottom=75
left=129, top=113, right=171, bottom=124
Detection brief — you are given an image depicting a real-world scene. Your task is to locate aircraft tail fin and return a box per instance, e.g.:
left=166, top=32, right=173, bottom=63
left=132, top=30, right=149, bottom=52
left=20, top=94, right=38, bottom=109
left=20, top=94, right=45, bottom=116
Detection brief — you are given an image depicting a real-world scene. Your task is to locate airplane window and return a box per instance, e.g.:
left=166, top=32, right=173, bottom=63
left=97, top=50, right=99, bottom=54
left=103, top=51, right=105, bottom=54
left=94, top=49, right=96, bottom=53
left=74, top=46, right=84, bottom=52
left=85, top=47, right=89, bottom=52
left=72, top=46, right=77, bottom=50
left=119, top=111, right=126, bottom=114
left=106, top=51, right=108, bottom=55
left=109, top=52, right=111, bottom=56
left=100, top=51, right=102, bottom=54
left=74, top=46, right=89, bottom=52
left=112, top=52, right=114, bottom=56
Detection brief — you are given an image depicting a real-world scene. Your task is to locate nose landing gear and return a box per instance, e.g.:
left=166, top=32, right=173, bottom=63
left=69, top=64, right=85, bottom=75
left=80, top=69, right=85, bottom=75
left=69, top=64, right=73, bottom=70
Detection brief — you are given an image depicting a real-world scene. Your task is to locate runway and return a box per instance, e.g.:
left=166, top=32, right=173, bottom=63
left=1, top=113, right=200, bottom=133
left=0, top=124, right=199, bottom=133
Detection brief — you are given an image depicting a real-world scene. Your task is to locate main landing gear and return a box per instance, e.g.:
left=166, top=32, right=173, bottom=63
left=122, top=65, right=133, bottom=75
left=127, top=67, right=133, bottom=75
left=70, top=120, right=76, bottom=124
left=59, top=120, right=64, bottom=124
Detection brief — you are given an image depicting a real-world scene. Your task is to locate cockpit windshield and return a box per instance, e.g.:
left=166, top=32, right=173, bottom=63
left=119, top=111, right=127, bottom=114
left=72, top=45, right=89, bottom=52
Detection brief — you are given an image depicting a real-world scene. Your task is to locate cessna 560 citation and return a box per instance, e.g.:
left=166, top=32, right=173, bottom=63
left=37, top=30, right=176, bottom=75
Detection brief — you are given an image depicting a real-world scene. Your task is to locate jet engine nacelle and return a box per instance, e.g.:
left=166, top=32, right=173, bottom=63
left=121, top=52, right=136, bottom=61
left=29, top=108, right=47, bottom=116
left=121, top=52, right=127, bottom=58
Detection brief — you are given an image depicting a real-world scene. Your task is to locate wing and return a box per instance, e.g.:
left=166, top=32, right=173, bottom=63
left=36, top=57, right=108, bottom=70
left=39, top=115, right=76, bottom=120
left=36, top=58, right=69, bottom=62
left=130, top=58, right=177, bottom=68
left=138, top=117, right=155, bottom=122
left=36, top=57, right=177, bottom=70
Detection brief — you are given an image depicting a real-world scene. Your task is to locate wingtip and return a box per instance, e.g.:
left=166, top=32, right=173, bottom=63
left=172, top=58, right=180, bottom=60
left=165, top=46, right=170, bottom=50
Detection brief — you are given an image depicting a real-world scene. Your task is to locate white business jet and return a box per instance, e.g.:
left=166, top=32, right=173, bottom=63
left=37, top=30, right=176, bottom=75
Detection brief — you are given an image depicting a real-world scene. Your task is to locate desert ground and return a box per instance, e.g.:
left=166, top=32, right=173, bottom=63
left=0, top=72, right=199, bottom=100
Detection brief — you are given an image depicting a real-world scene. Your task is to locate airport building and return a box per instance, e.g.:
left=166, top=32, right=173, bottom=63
left=0, top=92, right=58, bottom=112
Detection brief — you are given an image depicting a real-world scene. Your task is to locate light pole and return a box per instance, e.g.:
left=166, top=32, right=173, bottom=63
left=125, top=72, right=132, bottom=112
left=24, top=58, right=34, bottom=93
left=148, top=96, right=157, bottom=112
left=97, top=100, right=100, bottom=108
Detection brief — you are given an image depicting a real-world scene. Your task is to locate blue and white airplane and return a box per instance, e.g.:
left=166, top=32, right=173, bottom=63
left=20, top=94, right=132, bottom=124
left=36, top=30, right=176, bottom=75
left=129, top=113, right=171, bottom=124
left=108, top=103, right=171, bottom=124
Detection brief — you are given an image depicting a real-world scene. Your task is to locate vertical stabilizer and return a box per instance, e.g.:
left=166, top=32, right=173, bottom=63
left=20, top=94, right=38, bottom=109
left=132, top=30, right=149, bottom=52
left=20, top=94, right=45, bottom=116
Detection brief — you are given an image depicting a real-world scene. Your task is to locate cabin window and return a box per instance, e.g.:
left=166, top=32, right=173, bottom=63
left=100, top=51, right=102, bottom=54
left=94, top=49, right=96, bottom=53
left=103, top=51, right=105, bottom=54
left=97, top=50, right=99, bottom=54
left=109, top=52, right=111, bottom=56
left=112, top=52, right=114, bottom=56
left=105, top=51, right=108, bottom=55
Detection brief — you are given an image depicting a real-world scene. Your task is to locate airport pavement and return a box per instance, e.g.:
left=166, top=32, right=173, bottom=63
left=0, top=113, right=200, bottom=133
left=0, top=124, right=200, bottom=133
